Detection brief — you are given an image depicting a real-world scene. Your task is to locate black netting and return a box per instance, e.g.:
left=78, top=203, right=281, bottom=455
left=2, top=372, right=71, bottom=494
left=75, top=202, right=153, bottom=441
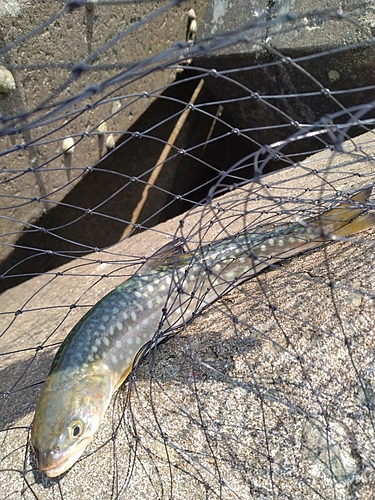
left=1, top=2, right=375, bottom=499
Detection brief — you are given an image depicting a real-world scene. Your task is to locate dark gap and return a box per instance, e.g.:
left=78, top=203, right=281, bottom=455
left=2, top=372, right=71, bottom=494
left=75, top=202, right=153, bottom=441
left=0, top=72, right=259, bottom=294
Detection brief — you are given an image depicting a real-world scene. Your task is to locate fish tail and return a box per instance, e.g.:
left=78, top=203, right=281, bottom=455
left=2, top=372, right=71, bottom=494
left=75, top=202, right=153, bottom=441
left=315, top=187, right=375, bottom=238
left=331, top=212, right=375, bottom=238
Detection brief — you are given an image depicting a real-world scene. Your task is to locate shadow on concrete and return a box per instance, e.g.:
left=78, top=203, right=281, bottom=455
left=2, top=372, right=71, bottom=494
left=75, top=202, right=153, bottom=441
left=0, top=74, right=258, bottom=294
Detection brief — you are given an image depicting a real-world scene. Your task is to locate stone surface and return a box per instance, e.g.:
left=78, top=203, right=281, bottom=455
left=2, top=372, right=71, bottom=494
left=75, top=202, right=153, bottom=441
left=194, top=1, right=375, bottom=158
left=0, top=0, right=208, bottom=263
left=0, top=65, right=16, bottom=93
left=2, top=1, right=374, bottom=294
left=1, top=131, right=375, bottom=499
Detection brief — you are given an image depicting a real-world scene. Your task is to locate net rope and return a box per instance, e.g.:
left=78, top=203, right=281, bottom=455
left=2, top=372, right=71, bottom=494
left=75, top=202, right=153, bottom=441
left=1, top=2, right=375, bottom=499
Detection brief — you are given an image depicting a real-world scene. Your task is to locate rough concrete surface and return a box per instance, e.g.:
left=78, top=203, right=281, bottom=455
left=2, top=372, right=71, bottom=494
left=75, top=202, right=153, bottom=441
left=0, top=0, right=208, bottom=262
left=1, top=131, right=375, bottom=498
left=195, top=1, right=375, bottom=156
left=2, top=0, right=374, bottom=272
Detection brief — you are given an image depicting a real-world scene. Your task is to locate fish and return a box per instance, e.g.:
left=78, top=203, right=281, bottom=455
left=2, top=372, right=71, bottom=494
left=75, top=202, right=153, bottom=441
left=31, top=187, right=375, bottom=477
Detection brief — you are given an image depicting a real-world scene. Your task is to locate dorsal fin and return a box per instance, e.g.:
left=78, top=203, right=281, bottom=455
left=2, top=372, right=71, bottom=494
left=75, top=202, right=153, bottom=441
left=138, top=238, right=190, bottom=274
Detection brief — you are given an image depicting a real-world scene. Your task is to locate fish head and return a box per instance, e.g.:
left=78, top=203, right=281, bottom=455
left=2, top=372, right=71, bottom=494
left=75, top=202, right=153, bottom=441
left=31, top=373, right=112, bottom=477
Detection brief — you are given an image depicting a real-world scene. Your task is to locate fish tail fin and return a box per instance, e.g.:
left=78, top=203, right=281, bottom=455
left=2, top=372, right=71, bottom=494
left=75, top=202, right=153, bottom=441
left=316, top=187, right=374, bottom=238
left=332, top=212, right=375, bottom=238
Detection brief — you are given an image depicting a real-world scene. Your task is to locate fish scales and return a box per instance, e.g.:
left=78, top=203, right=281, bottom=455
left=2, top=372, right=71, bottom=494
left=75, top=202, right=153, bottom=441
left=48, top=237, right=261, bottom=384
left=50, top=230, right=302, bottom=381
left=31, top=187, right=375, bottom=477
left=49, top=274, right=168, bottom=385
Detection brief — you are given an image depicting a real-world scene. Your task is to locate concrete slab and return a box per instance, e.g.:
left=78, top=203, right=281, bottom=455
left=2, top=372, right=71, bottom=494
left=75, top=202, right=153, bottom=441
left=1, top=131, right=375, bottom=499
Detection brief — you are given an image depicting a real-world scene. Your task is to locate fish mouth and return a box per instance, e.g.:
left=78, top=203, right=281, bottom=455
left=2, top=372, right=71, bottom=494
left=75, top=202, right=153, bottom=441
left=34, top=437, right=92, bottom=478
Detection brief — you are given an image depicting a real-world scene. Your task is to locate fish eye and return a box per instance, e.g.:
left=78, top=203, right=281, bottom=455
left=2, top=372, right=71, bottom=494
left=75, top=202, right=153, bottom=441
left=69, top=420, right=84, bottom=439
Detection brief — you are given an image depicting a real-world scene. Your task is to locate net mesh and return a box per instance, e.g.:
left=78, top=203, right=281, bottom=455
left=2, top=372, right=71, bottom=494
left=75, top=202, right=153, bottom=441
left=1, top=1, right=375, bottom=499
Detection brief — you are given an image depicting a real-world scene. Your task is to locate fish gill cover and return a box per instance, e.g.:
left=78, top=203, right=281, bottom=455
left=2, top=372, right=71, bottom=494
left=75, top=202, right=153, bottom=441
left=1, top=1, right=375, bottom=498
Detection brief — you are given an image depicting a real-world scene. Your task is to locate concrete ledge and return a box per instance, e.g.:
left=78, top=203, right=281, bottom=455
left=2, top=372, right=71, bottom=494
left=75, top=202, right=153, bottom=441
left=1, top=131, right=375, bottom=498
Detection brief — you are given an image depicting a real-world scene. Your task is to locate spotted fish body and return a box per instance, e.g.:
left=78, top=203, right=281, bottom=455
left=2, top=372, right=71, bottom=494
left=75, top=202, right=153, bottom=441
left=31, top=188, right=375, bottom=477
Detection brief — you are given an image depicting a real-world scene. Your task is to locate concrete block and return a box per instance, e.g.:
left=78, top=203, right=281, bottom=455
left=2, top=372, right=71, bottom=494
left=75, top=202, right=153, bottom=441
left=194, top=1, right=375, bottom=158
left=0, top=0, right=208, bottom=263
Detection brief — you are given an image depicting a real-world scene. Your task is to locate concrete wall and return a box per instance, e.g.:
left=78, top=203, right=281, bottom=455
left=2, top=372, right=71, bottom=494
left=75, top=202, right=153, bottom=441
left=195, top=1, right=375, bottom=156
left=0, top=0, right=207, bottom=262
